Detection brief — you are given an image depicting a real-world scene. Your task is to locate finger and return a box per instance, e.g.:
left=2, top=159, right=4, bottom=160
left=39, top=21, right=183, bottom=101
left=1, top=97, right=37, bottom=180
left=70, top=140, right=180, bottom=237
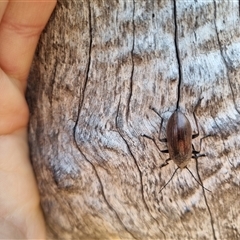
left=0, top=2, right=8, bottom=21
left=0, top=69, right=29, bottom=134
left=0, top=129, right=46, bottom=238
left=0, top=0, right=56, bottom=87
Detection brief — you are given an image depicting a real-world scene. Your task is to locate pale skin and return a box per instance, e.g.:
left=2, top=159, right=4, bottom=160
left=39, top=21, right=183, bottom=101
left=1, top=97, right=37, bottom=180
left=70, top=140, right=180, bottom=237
left=0, top=1, right=56, bottom=238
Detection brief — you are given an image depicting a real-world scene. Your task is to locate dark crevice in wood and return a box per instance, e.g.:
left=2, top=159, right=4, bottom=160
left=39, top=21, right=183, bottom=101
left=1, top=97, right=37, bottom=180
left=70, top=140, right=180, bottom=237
left=73, top=1, right=92, bottom=134
left=116, top=101, right=145, bottom=214
left=71, top=4, right=137, bottom=238
left=126, top=0, right=135, bottom=121
left=213, top=0, right=240, bottom=115
left=116, top=101, right=166, bottom=239
left=72, top=0, right=93, bottom=172
left=74, top=141, right=135, bottom=235
left=114, top=134, right=145, bottom=239
left=239, top=0, right=240, bottom=18
left=119, top=132, right=166, bottom=239
left=115, top=97, right=121, bottom=128
left=195, top=158, right=217, bottom=240
left=72, top=1, right=93, bottom=179
left=85, top=1, right=93, bottom=95
left=73, top=141, right=134, bottom=238
left=173, top=0, right=182, bottom=110
left=50, top=60, right=58, bottom=109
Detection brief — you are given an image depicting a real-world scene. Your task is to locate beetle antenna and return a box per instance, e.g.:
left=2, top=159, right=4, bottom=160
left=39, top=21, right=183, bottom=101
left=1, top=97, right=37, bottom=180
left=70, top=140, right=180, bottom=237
left=150, top=107, right=163, bottom=119
left=159, top=167, right=179, bottom=193
left=186, top=167, right=211, bottom=193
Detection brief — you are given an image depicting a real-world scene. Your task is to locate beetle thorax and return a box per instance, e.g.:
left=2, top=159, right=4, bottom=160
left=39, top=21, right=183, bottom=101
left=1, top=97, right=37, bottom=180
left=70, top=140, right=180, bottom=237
left=172, top=154, right=192, bottom=169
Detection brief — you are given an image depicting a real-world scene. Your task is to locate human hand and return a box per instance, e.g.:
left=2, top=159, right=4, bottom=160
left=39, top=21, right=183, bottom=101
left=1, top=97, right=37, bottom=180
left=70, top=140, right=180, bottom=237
left=0, top=1, right=56, bottom=238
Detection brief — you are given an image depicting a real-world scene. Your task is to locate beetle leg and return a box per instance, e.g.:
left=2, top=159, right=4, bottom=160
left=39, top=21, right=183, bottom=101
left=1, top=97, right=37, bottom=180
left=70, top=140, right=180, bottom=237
left=192, top=97, right=204, bottom=138
left=192, top=135, right=211, bottom=154
left=150, top=107, right=167, bottom=142
left=159, top=138, right=167, bottom=143
left=150, top=107, right=162, bottom=118
left=160, top=149, right=169, bottom=153
left=160, top=158, right=171, bottom=168
left=192, top=153, right=206, bottom=158
left=192, top=112, right=199, bottom=139
left=141, top=134, right=153, bottom=140
left=141, top=134, right=169, bottom=154
left=192, top=143, right=200, bottom=155
left=159, top=138, right=167, bottom=142
left=141, top=134, right=167, bottom=145
left=159, top=115, right=168, bottom=142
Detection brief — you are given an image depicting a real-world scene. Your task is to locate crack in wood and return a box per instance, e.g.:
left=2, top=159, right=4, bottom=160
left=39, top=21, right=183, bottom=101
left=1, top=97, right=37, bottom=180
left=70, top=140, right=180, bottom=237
left=172, top=1, right=216, bottom=238
left=50, top=60, right=58, bottom=107
left=74, top=139, right=138, bottom=239
left=213, top=0, right=240, bottom=115
left=123, top=133, right=166, bottom=238
left=173, top=0, right=182, bottom=110
left=195, top=158, right=217, bottom=240
left=239, top=0, right=240, bottom=18
left=73, top=0, right=92, bottom=132
left=116, top=100, right=166, bottom=239
left=85, top=1, right=93, bottom=95
left=126, top=0, right=135, bottom=121
left=71, top=4, right=138, bottom=239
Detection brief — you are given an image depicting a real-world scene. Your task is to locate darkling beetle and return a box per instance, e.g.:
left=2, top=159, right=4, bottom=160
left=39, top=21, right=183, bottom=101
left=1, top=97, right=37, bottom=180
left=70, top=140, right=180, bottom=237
left=144, top=101, right=210, bottom=193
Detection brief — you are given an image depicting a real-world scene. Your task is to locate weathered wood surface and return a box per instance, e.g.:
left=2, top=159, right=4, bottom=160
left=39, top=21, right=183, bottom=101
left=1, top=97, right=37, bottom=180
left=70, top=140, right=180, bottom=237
left=27, top=0, right=240, bottom=239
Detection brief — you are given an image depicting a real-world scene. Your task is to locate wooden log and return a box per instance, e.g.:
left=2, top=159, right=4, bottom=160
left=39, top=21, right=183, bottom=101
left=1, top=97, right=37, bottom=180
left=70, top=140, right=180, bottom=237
left=27, top=0, right=240, bottom=239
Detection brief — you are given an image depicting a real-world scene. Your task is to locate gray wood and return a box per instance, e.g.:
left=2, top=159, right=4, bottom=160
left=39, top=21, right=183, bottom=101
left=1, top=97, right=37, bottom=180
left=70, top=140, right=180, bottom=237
left=27, top=0, right=240, bottom=239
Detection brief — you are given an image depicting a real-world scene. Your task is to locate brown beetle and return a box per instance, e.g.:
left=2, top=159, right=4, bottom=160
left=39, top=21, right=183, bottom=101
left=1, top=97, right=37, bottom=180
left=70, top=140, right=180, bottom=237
left=145, top=107, right=210, bottom=193
left=159, top=109, right=202, bottom=169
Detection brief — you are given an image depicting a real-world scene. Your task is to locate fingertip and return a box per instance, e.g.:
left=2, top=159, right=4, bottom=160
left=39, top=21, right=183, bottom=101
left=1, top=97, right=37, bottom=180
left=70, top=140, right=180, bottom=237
left=0, top=0, right=57, bottom=83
